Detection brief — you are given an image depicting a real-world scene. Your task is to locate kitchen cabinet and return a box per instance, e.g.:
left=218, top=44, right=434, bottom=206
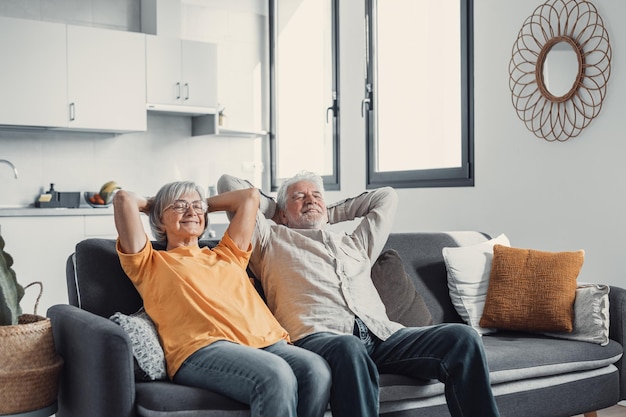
left=146, top=36, right=218, bottom=113
left=0, top=217, right=83, bottom=317
left=83, top=215, right=152, bottom=240
left=0, top=16, right=146, bottom=132
left=0, top=17, right=68, bottom=128
left=0, top=214, right=153, bottom=316
left=67, top=26, right=147, bottom=132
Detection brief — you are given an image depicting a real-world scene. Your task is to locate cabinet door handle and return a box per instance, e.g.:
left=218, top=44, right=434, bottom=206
left=69, top=102, right=75, bottom=121
left=176, top=82, right=181, bottom=100
left=184, top=83, right=190, bottom=101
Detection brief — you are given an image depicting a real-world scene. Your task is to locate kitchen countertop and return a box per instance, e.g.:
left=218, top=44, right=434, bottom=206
left=0, top=206, right=229, bottom=238
left=0, top=206, right=114, bottom=217
left=0, top=207, right=230, bottom=224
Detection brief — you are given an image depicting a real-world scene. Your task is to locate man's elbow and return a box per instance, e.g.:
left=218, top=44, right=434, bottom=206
left=377, top=186, right=397, bottom=200
left=217, top=174, right=254, bottom=194
left=378, top=186, right=398, bottom=210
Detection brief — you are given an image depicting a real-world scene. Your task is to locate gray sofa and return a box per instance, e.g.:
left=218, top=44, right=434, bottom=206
left=47, top=232, right=625, bottom=417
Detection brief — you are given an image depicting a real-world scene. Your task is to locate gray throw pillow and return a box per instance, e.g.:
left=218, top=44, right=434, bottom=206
left=110, top=307, right=167, bottom=381
left=371, top=249, right=433, bottom=327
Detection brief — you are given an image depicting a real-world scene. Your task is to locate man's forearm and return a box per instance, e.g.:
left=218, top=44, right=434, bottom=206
left=327, top=188, right=397, bottom=225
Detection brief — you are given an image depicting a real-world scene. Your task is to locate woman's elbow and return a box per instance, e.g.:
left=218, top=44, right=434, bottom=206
left=112, top=189, right=131, bottom=208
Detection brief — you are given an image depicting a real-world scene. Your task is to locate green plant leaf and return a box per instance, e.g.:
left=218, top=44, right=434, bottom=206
left=0, top=234, right=23, bottom=325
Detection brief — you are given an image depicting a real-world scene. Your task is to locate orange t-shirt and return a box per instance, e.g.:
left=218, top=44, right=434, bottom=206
left=117, top=232, right=289, bottom=378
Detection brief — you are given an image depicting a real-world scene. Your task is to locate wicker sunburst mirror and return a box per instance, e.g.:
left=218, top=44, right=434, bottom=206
left=509, top=0, right=611, bottom=142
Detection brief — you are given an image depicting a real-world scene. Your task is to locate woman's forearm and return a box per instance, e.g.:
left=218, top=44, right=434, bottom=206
left=208, top=188, right=259, bottom=250
left=113, top=190, right=149, bottom=254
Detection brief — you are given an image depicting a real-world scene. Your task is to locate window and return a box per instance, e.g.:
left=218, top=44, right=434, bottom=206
left=365, top=0, right=474, bottom=188
left=269, top=0, right=339, bottom=191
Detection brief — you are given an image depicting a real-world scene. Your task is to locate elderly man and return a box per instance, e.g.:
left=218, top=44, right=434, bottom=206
left=218, top=172, right=500, bottom=417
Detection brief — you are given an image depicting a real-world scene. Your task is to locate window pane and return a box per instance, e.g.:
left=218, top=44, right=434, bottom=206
left=376, top=0, right=461, bottom=172
left=366, top=0, right=473, bottom=188
left=273, top=0, right=335, bottom=181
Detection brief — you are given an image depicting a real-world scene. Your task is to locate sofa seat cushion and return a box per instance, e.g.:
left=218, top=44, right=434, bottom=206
left=377, top=333, right=622, bottom=403
left=136, top=382, right=249, bottom=417
left=483, top=332, right=622, bottom=383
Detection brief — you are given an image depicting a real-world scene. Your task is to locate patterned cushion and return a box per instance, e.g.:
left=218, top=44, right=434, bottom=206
left=480, top=245, right=583, bottom=332
left=110, top=307, right=167, bottom=381
left=542, top=283, right=610, bottom=345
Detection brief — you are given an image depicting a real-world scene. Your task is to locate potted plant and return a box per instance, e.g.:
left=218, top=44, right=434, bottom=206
left=0, top=233, right=64, bottom=415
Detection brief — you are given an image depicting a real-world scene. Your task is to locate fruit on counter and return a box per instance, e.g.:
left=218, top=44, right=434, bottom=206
left=99, top=181, right=121, bottom=204
left=89, top=193, right=106, bottom=205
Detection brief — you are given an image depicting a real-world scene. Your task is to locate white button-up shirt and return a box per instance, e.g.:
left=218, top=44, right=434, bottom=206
left=218, top=175, right=403, bottom=342
left=258, top=189, right=403, bottom=342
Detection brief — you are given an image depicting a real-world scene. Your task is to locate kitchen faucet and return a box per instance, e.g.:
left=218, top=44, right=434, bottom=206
left=0, top=159, right=18, bottom=179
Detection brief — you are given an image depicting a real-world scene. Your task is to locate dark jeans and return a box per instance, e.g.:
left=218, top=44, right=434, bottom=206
left=295, top=323, right=500, bottom=417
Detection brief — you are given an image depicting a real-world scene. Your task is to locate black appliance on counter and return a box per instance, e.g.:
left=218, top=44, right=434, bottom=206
left=35, top=184, right=81, bottom=208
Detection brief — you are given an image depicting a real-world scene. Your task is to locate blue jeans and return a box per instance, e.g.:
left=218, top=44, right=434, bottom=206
left=295, top=323, right=500, bottom=417
left=173, top=340, right=331, bottom=417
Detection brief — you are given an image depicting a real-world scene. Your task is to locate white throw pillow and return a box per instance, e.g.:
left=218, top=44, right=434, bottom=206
left=110, top=307, right=167, bottom=380
left=442, top=234, right=510, bottom=335
left=542, top=283, right=610, bottom=346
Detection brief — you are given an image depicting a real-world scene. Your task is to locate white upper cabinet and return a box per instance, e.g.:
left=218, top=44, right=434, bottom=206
left=181, top=40, right=218, bottom=109
left=67, top=25, right=147, bottom=132
left=0, top=17, right=68, bottom=128
left=0, top=17, right=147, bottom=132
left=146, top=35, right=218, bottom=113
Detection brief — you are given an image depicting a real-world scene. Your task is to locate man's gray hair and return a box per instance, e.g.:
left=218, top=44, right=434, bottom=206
left=276, top=171, right=325, bottom=210
left=149, top=181, right=207, bottom=243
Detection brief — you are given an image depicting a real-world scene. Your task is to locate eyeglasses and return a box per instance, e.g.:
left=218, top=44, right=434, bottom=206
left=167, top=200, right=208, bottom=214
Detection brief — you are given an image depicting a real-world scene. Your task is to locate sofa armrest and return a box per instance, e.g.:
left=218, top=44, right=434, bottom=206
left=609, top=285, right=626, bottom=401
left=47, top=304, right=137, bottom=417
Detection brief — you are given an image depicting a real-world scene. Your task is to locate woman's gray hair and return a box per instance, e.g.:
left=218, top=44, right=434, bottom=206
left=276, top=171, right=325, bottom=210
left=149, top=181, right=207, bottom=243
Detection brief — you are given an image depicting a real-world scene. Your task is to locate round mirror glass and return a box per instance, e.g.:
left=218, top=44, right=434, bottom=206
left=542, top=41, right=580, bottom=98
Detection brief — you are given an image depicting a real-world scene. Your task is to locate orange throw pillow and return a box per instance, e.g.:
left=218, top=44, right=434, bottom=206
left=479, top=245, right=583, bottom=332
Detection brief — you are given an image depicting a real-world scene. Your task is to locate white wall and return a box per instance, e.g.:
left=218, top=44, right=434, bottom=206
left=330, top=0, right=626, bottom=288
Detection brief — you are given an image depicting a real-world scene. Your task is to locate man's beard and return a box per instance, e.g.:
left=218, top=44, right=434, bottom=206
left=287, top=212, right=325, bottom=229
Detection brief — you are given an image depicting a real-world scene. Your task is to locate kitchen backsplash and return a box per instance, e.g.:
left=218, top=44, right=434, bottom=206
left=0, top=114, right=263, bottom=207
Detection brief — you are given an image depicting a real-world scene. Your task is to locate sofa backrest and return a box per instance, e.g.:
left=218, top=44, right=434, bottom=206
left=67, top=232, right=490, bottom=323
left=382, top=232, right=490, bottom=324
left=66, top=238, right=217, bottom=318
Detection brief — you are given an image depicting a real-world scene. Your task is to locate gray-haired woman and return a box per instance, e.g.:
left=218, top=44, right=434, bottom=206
left=113, top=181, right=330, bottom=417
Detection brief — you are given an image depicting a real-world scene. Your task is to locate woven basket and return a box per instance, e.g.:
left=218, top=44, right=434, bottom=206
left=0, top=282, right=64, bottom=414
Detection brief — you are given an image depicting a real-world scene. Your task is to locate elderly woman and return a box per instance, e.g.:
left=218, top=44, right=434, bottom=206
left=113, top=181, right=331, bottom=417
